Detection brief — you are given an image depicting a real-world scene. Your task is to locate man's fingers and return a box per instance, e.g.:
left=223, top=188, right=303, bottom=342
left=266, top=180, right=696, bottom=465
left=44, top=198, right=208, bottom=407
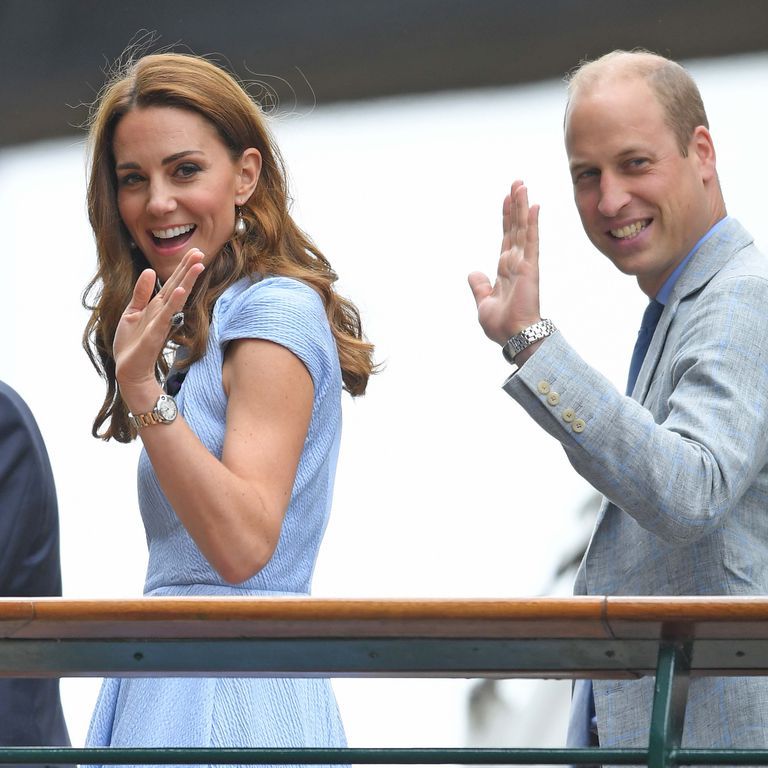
left=510, top=180, right=525, bottom=230
left=527, top=204, right=541, bottom=260
left=468, top=271, right=493, bottom=306
left=501, top=194, right=512, bottom=253
left=514, top=184, right=530, bottom=247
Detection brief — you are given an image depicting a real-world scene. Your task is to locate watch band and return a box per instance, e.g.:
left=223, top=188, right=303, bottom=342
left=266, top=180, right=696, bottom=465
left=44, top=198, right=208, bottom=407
left=129, top=394, right=178, bottom=430
left=129, top=410, right=165, bottom=429
left=502, top=319, right=557, bottom=364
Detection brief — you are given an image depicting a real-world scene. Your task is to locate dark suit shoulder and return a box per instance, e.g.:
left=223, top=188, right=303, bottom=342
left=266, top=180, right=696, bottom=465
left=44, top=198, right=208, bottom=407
left=0, top=381, right=55, bottom=480
left=0, top=379, right=61, bottom=598
left=0, top=381, right=45, bottom=440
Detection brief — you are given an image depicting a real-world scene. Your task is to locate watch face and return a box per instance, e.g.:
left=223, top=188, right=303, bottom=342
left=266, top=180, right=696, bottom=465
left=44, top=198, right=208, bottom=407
left=156, top=395, right=178, bottom=423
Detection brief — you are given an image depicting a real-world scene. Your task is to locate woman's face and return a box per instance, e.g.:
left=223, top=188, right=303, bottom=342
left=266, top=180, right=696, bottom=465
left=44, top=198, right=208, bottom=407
left=112, top=105, right=261, bottom=282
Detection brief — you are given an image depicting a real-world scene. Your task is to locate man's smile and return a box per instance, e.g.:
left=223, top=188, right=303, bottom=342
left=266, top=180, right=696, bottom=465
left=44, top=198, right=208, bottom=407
left=610, top=219, right=652, bottom=239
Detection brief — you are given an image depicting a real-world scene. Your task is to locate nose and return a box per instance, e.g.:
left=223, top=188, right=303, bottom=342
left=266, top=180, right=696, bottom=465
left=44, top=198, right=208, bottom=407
left=146, top=180, right=177, bottom=217
left=597, top=172, right=631, bottom=218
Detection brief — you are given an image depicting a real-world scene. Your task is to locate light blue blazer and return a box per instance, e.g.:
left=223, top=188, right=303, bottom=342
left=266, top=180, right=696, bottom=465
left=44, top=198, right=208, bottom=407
left=504, top=218, right=768, bottom=749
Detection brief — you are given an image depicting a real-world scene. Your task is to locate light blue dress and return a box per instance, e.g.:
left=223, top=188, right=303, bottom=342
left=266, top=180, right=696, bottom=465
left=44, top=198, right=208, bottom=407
left=87, top=276, right=347, bottom=765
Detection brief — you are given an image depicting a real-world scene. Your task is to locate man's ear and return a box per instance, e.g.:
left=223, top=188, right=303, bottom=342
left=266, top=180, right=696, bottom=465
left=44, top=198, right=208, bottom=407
left=236, top=148, right=262, bottom=201
left=690, top=126, right=717, bottom=183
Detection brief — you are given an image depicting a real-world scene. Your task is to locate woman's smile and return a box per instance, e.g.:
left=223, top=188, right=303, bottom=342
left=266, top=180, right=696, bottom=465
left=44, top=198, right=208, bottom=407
left=113, top=105, right=247, bottom=281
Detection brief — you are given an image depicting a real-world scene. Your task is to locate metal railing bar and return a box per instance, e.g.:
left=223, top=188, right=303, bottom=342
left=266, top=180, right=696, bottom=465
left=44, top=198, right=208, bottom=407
left=0, top=747, right=650, bottom=765
left=0, top=638, right=664, bottom=678
left=673, top=749, right=768, bottom=765
left=6, top=747, right=768, bottom=765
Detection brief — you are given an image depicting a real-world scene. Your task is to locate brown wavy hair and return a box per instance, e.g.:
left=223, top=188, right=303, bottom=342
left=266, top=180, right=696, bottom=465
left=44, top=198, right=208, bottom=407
left=83, top=52, right=375, bottom=442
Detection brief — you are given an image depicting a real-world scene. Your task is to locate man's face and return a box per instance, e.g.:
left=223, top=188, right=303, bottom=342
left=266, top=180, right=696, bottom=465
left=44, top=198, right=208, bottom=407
left=565, top=75, right=716, bottom=297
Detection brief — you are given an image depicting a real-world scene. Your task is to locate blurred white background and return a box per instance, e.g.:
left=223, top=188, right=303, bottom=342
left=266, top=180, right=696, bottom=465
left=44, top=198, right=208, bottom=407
left=0, top=52, right=766, bottom=751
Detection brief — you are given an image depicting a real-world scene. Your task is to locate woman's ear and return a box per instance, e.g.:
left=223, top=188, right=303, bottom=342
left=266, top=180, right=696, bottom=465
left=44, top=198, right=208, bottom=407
left=236, top=148, right=262, bottom=201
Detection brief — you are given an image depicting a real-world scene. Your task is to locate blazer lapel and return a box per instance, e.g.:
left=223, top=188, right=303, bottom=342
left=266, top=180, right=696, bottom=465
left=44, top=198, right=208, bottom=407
left=631, top=218, right=752, bottom=404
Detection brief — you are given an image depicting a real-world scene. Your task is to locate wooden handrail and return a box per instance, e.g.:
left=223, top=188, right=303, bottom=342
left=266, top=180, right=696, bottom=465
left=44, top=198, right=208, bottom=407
left=2, top=595, right=768, bottom=639
left=0, top=596, right=766, bottom=680
left=0, top=596, right=608, bottom=639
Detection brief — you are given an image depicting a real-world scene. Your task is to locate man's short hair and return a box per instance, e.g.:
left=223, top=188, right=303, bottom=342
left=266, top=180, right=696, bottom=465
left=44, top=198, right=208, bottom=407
left=566, top=50, right=709, bottom=156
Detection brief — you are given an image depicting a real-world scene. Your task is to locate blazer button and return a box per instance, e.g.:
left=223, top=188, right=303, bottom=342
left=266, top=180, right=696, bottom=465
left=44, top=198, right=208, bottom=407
left=537, top=380, right=551, bottom=395
left=562, top=408, right=575, bottom=423
left=572, top=418, right=586, bottom=433
left=547, top=391, right=560, bottom=406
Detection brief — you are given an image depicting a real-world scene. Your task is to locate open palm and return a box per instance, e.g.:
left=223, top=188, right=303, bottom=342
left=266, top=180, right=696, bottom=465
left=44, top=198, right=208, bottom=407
left=114, top=249, right=205, bottom=392
left=468, top=180, right=541, bottom=345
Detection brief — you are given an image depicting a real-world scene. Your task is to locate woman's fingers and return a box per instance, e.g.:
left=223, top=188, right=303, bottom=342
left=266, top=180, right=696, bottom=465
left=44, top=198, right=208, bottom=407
left=166, top=262, right=205, bottom=317
left=123, top=250, right=205, bottom=337
left=124, top=269, right=157, bottom=315
left=153, top=250, right=206, bottom=321
left=177, top=255, right=205, bottom=298
left=156, top=249, right=205, bottom=301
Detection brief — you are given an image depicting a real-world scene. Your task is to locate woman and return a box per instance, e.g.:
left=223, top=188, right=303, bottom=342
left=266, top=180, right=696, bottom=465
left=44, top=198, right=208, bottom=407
left=82, top=52, right=374, bottom=757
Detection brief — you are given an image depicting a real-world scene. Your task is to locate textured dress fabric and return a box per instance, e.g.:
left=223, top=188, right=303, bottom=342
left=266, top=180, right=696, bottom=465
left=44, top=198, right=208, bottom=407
left=86, top=276, right=347, bottom=766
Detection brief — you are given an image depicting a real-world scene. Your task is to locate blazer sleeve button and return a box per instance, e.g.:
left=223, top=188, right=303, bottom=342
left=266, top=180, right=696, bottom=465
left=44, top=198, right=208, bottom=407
left=537, top=380, right=551, bottom=395
left=572, top=418, right=586, bottom=433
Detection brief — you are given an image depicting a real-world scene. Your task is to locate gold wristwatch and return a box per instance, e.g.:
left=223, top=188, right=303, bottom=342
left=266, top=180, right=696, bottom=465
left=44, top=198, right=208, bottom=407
left=129, top=394, right=178, bottom=430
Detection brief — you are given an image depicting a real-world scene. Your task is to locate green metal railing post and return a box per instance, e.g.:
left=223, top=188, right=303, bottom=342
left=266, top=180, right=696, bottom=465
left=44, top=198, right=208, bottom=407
left=648, top=640, right=692, bottom=768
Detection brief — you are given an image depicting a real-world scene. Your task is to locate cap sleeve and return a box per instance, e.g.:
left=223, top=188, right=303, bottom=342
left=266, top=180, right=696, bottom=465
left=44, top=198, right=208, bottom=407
left=215, top=276, right=339, bottom=396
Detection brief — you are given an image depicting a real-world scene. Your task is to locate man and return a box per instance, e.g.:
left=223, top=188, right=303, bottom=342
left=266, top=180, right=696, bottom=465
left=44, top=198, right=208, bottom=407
left=0, top=380, right=70, bottom=760
left=469, top=50, right=768, bottom=748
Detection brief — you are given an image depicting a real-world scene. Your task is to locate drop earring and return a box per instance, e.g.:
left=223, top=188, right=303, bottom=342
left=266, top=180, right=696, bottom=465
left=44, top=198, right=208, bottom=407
left=234, top=206, right=247, bottom=237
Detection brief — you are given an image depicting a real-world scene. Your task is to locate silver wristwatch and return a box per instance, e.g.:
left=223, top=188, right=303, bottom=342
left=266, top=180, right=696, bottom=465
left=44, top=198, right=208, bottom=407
left=502, top=319, right=557, bottom=364
left=129, top=394, right=178, bottom=430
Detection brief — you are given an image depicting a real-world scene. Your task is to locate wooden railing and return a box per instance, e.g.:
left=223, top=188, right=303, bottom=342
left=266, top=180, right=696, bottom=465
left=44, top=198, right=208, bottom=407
left=2, top=596, right=768, bottom=765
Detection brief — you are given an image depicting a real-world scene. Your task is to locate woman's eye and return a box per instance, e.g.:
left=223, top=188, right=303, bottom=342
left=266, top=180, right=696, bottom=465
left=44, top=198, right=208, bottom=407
left=175, top=163, right=201, bottom=178
left=118, top=173, right=143, bottom=187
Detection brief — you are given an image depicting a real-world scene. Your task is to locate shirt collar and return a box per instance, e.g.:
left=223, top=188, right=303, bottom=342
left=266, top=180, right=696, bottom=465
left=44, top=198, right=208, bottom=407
left=655, top=216, right=730, bottom=305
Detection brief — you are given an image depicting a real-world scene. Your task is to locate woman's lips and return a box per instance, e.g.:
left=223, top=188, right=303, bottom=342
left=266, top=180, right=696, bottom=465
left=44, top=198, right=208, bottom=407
left=149, top=225, right=196, bottom=250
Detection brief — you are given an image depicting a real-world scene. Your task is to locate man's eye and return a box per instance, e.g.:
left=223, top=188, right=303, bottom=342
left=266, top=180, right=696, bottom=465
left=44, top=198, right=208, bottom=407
left=574, top=169, right=598, bottom=183
left=628, top=158, right=649, bottom=169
